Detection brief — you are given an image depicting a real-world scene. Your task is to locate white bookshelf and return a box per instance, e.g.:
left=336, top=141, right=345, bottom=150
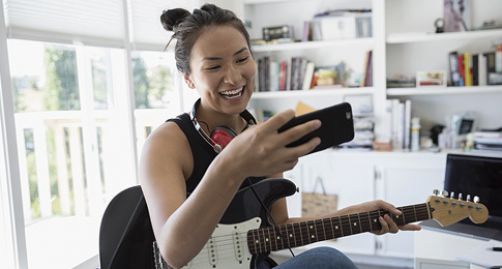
left=387, top=86, right=502, bottom=96
left=387, top=28, right=502, bottom=44
left=252, top=38, right=375, bottom=52
left=252, top=87, right=375, bottom=99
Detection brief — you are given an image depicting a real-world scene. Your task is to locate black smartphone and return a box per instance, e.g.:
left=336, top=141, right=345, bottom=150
left=277, top=102, right=354, bottom=154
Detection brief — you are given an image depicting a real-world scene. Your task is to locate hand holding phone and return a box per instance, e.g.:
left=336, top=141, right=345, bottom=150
left=277, top=102, right=355, bottom=154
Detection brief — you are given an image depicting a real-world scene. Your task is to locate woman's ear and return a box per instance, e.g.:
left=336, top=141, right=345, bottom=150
left=183, top=73, right=195, bottom=89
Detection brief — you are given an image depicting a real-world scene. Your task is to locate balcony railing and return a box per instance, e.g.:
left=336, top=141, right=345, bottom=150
left=14, top=109, right=171, bottom=222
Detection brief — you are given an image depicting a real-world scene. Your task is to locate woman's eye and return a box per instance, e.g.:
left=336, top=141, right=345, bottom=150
left=206, top=66, right=220, bottom=70
left=236, top=57, right=249, bottom=63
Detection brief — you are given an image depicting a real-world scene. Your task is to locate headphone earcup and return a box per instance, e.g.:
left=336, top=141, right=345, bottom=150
left=210, top=126, right=237, bottom=150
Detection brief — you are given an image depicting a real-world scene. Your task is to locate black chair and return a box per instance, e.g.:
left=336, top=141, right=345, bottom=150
left=99, top=185, right=158, bottom=269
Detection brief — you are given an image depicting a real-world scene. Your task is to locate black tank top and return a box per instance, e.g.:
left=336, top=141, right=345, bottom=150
left=167, top=113, right=265, bottom=195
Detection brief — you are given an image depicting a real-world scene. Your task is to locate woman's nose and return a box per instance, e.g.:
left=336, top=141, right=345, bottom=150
left=223, top=65, right=242, bottom=85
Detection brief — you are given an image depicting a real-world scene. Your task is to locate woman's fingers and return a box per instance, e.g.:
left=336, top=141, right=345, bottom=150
left=384, top=214, right=399, bottom=233
left=277, top=119, right=322, bottom=147
left=400, top=223, right=422, bottom=231
left=262, top=109, right=296, bottom=131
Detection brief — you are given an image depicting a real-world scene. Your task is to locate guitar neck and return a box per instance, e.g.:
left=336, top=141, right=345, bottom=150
left=247, top=203, right=431, bottom=255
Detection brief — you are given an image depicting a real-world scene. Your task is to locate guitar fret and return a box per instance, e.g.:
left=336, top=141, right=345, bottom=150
left=320, top=219, right=327, bottom=241
left=342, top=215, right=353, bottom=235
left=291, top=223, right=298, bottom=247
left=310, top=220, right=317, bottom=242
left=254, top=229, right=261, bottom=254
left=285, top=224, right=291, bottom=249
left=267, top=227, right=272, bottom=252
left=274, top=226, right=281, bottom=251
left=329, top=218, right=335, bottom=239
left=338, top=216, right=344, bottom=236
left=262, top=227, right=268, bottom=253
left=412, top=205, right=418, bottom=222
left=367, top=211, right=373, bottom=231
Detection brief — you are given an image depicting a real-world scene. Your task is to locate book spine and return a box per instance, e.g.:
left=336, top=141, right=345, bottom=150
left=479, top=54, right=487, bottom=86
left=472, top=54, right=479, bottom=86
left=464, top=52, right=472, bottom=86
left=448, top=51, right=459, bottom=86
left=496, top=44, right=502, bottom=73
left=458, top=54, right=465, bottom=86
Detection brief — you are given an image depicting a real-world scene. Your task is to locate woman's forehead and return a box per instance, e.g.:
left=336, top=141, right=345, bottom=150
left=192, top=25, right=248, bottom=59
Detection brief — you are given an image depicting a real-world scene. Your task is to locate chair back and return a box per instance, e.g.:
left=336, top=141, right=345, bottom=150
left=99, top=185, right=156, bottom=269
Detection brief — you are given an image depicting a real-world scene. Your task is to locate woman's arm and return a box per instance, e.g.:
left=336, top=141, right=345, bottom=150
left=141, top=122, right=245, bottom=268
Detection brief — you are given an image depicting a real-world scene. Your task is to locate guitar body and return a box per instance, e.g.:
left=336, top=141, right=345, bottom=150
left=183, top=178, right=297, bottom=269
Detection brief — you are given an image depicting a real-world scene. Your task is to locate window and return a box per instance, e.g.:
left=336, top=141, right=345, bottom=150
left=132, top=50, right=183, bottom=154
left=8, top=39, right=137, bottom=269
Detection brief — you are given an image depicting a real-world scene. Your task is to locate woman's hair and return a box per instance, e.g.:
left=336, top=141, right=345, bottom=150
left=160, top=4, right=251, bottom=74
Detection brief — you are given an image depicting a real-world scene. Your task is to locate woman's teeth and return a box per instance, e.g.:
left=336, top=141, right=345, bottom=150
left=220, top=87, right=244, bottom=99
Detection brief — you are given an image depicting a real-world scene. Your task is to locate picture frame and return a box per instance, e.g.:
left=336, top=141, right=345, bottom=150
left=416, top=71, right=447, bottom=87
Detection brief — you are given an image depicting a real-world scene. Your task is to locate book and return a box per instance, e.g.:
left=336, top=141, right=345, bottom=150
left=478, top=53, right=487, bottom=86
left=464, top=52, right=472, bottom=86
left=404, top=100, right=412, bottom=150
left=302, top=62, right=315, bottom=90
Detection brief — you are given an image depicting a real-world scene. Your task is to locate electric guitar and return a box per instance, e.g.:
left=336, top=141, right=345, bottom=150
left=173, top=179, right=488, bottom=269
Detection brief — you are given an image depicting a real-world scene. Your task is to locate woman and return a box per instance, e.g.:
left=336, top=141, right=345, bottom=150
left=140, top=4, right=420, bottom=269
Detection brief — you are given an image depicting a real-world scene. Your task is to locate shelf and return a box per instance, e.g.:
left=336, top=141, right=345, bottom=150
left=252, top=87, right=375, bottom=99
left=252, top=38, right=374, bottom=52
left=386, top=28, right=502, bottom=44
left=386, top=86, right=502, bottom=96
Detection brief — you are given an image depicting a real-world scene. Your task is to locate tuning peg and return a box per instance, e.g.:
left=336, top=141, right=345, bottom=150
left=450, top=191, right=455, bottom=199
left=442, top=190, right=449, bottom=197
left=458, top=193, right=463, bottom=200
left=433, top=189, right=439, bottom=196
left=473, top=196, right=480, bottom=203
left=466, top=194, right=471, bottom=202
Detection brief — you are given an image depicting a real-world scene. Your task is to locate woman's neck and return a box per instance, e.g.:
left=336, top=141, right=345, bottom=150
left=196, top=105, right=247, bottom=134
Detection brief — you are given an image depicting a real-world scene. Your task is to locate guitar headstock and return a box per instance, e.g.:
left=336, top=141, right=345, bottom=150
left=427, top=190, right=489, bottom=227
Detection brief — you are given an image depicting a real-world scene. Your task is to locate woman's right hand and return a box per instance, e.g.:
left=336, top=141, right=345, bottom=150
left=217, top=109, right=322, bottom=179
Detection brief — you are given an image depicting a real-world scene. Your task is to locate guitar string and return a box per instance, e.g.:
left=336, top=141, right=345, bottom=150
left=200, top=204, right=428, bottom=243
left=187, top=206, right=430, bottom=258
left=194, top=205, right=430, bottom=252
left=186, top=207, right=431, bottom=266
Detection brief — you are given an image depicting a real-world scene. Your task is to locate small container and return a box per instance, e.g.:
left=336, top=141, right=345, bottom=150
left=411, top=117, right=421, bottom=151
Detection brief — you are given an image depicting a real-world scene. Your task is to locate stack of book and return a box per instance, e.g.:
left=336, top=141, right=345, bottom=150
left=384, top=99, right=413, bottom=151
left=339, top=117, right=374, bottom=150
left=473, top=131, right=502, bottom=152
left=448, top=44, right=502, bottom=86
left=256, top=56, right=315, bottom=92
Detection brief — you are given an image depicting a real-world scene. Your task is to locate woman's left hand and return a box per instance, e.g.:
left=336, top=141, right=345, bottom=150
left=348, top=200, right=421, bottom=235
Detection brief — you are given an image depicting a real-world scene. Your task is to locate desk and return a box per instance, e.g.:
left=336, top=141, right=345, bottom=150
left=414, top=223, right=502, bottom=269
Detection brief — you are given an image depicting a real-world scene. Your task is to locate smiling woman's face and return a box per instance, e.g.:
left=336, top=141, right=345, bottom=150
left=185, top=25, right=256, bottom=115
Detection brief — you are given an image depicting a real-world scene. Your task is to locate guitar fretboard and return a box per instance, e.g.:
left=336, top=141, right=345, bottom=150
left=247, top=203, right=431, bottom=255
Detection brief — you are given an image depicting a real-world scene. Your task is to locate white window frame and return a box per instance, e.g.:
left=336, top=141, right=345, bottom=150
left=0, top=1, right=28, bottom=268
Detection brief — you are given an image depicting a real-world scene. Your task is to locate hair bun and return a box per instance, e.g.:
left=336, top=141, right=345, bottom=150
left=160, top=8, right=191, bottom=31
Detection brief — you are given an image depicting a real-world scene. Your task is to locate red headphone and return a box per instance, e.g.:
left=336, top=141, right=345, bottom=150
left=191, top=99, right=256, bottom=153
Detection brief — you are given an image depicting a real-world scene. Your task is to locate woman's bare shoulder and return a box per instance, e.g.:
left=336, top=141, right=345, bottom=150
left=140, top=121, right=193, bottom=180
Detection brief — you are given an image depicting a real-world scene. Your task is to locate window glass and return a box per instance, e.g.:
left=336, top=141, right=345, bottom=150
left=8, top=39, right=133, bottom=269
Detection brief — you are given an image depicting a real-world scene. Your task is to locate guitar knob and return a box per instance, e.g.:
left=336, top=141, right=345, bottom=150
left=458, top=193, right=463, bottom=200
left=473, top=196, right=480, bottom=203
left=466, top=194, right=471, bottom=202
left=433, top=189, right=439, bottom=196
left=442, top=190, right=449, bottom=197
left=450, top=191, right=455, bottom=199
